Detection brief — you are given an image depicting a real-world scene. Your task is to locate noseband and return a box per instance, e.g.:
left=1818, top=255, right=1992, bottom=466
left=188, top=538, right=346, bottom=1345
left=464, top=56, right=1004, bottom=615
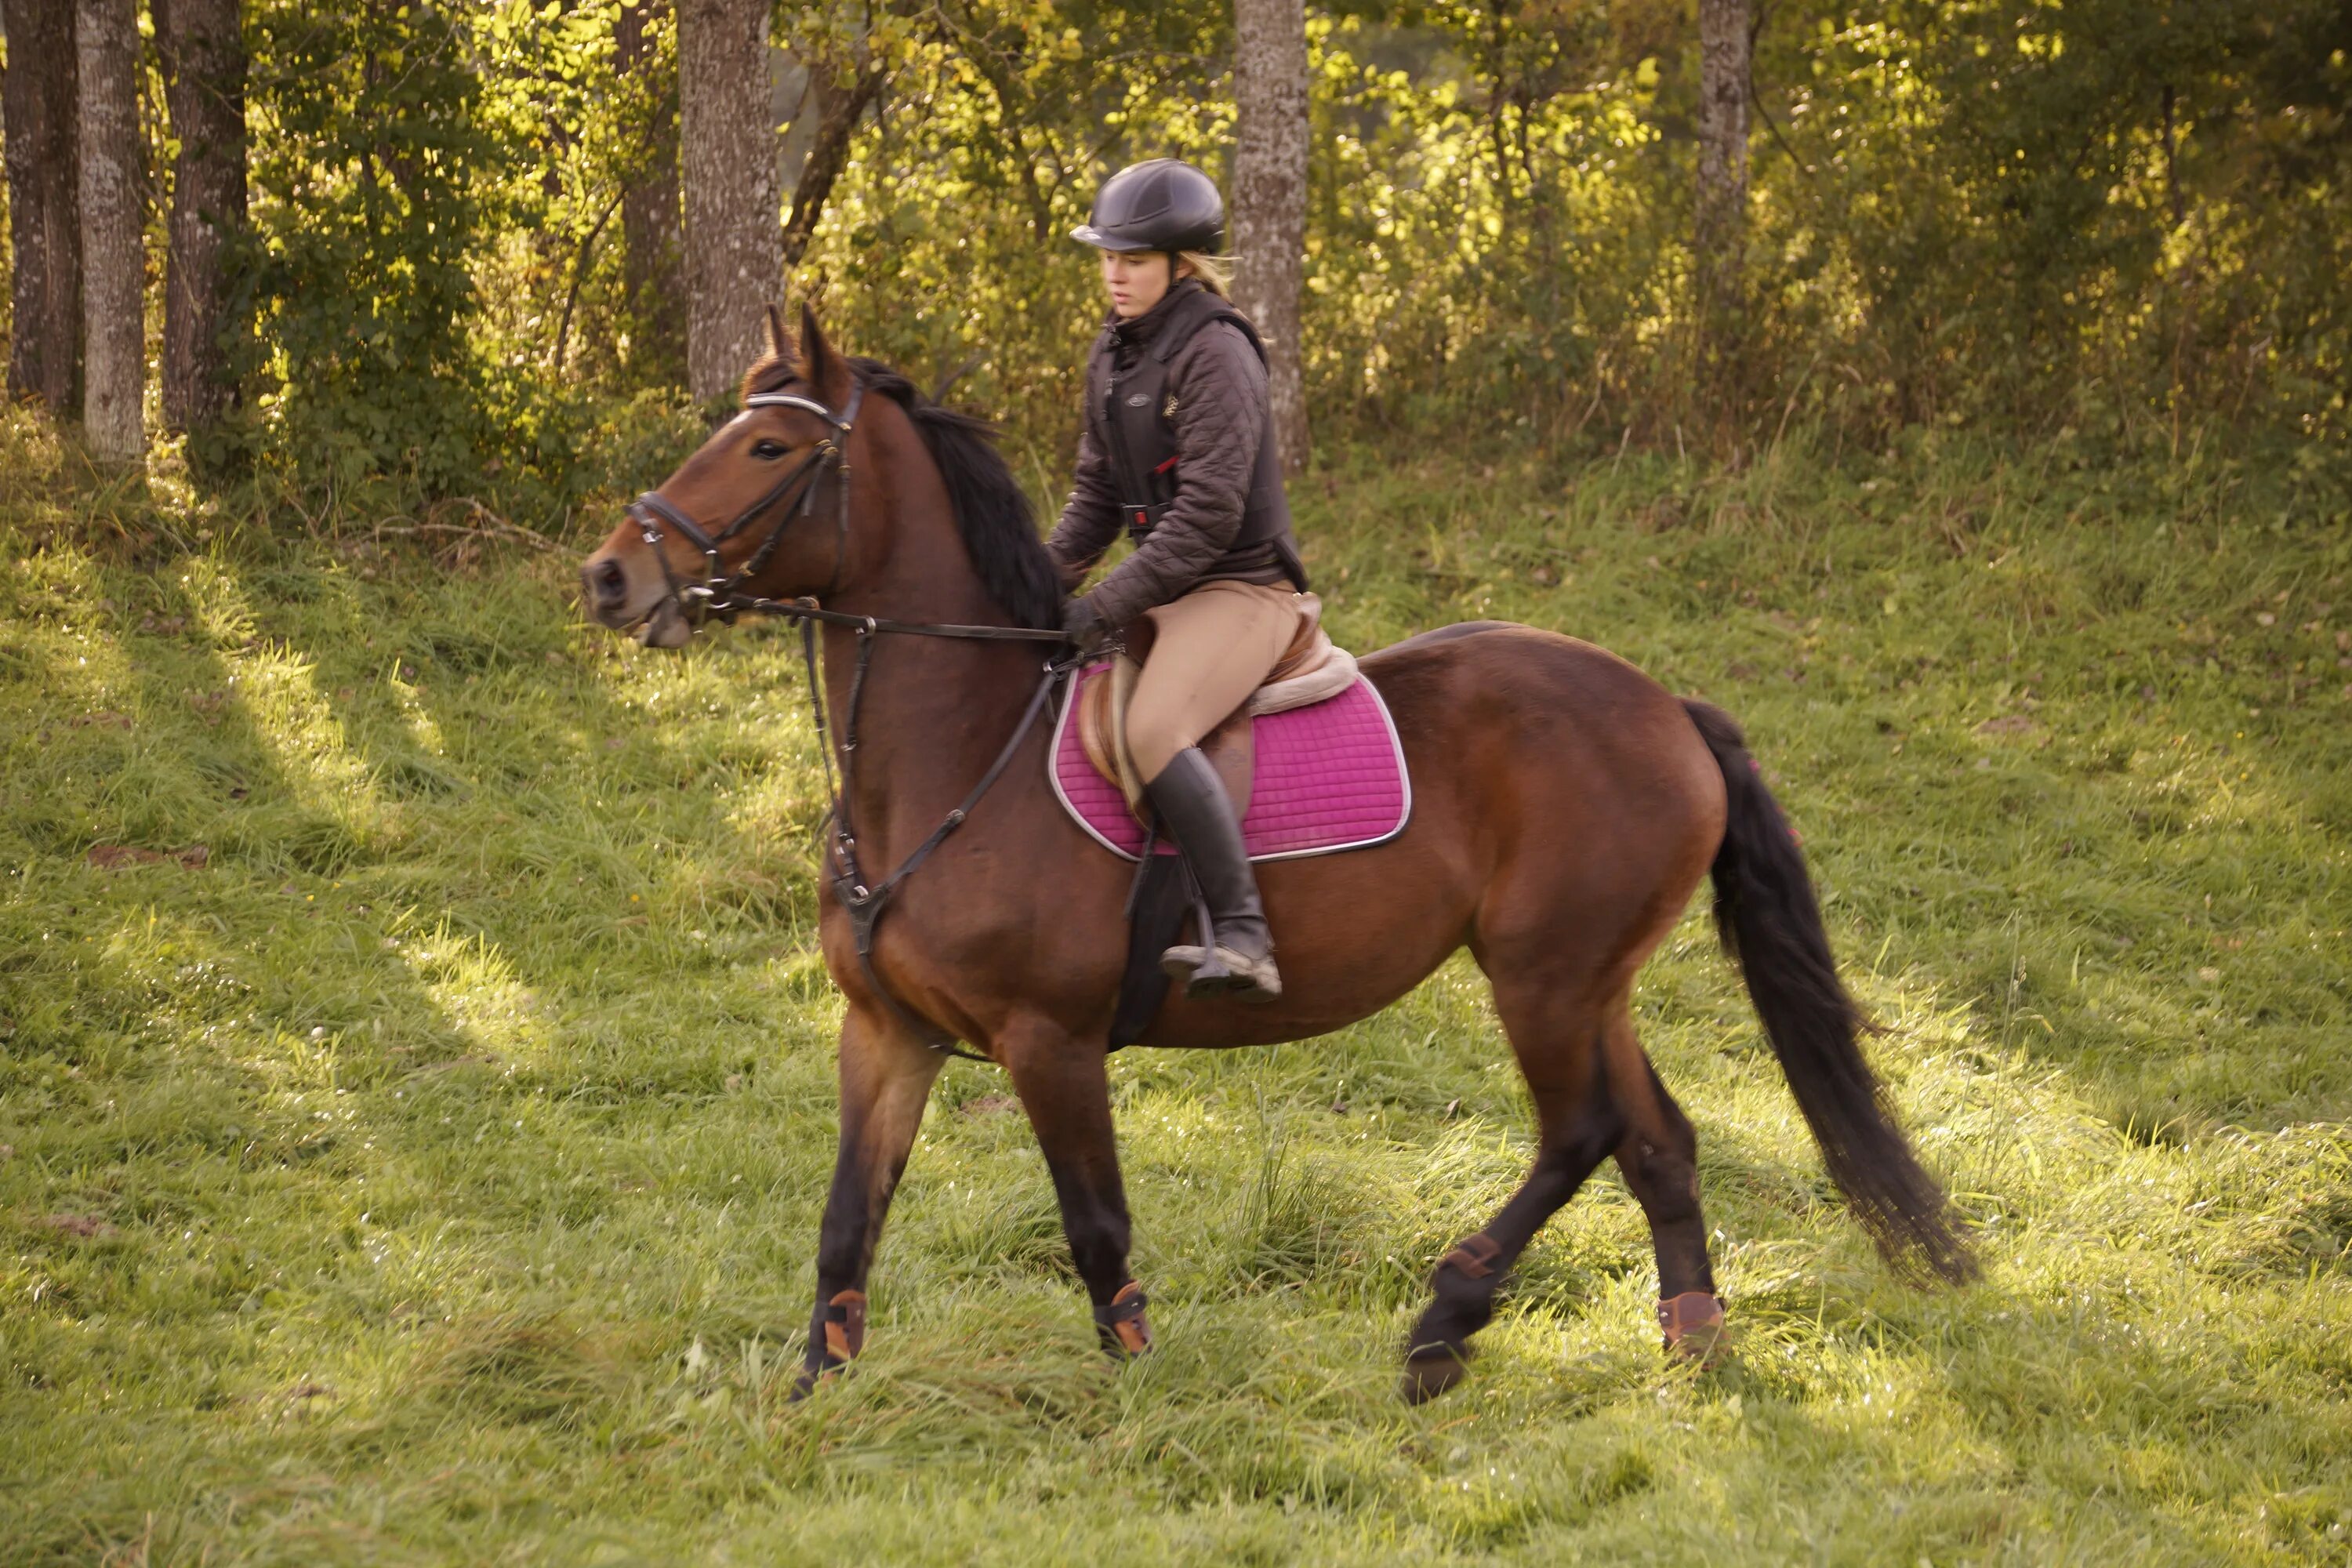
left=626, top=382, right=867, bottom=629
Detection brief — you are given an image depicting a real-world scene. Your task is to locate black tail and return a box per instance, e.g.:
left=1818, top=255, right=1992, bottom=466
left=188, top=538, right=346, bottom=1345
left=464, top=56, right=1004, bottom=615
left=1682, top=699, right=1976, bottom=1283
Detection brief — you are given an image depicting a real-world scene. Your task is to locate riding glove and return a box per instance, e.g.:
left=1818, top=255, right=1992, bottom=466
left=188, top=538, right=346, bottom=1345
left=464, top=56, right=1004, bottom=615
left=1062, top=596, right=1111, bottom=655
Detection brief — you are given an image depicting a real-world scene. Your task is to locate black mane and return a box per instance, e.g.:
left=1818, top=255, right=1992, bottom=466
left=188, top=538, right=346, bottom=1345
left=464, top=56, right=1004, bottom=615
left=745, top=353, right=1064, bottom=630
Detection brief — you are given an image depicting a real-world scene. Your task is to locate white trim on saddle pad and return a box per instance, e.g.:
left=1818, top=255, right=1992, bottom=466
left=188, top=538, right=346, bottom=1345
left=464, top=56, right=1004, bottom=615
left=1047, top=670, right=1414, bottom=865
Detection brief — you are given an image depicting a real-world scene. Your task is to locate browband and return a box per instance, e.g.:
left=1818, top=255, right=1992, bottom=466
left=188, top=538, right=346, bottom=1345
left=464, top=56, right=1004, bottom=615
left=744, top=391, right=852, bottom=427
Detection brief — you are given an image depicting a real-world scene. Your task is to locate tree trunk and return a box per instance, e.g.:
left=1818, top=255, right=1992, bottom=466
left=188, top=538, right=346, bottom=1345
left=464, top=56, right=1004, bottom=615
left=1694, top=0, right=1750, bottom=343
left=617, top=0, right=684, bottom=383
left=778, top=55, right=880, bottom=274
left=677, top=0, right=779, bottom=403
left=155, top=0, right=245, bottom=436
left=75, top=0, right=143, bottom=459
left=1229, top=0, right=1311, bottom=476
left=2, top=0, right=81, bottom=410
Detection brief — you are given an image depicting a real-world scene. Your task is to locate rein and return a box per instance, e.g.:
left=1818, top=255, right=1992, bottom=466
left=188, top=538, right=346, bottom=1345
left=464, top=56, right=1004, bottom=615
left=626, top=375, right=1071, bottom=1063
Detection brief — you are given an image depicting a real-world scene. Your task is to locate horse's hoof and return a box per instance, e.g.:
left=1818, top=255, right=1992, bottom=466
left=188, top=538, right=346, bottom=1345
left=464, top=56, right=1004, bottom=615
left=1658, top=1291, right=1727, bottom=1366
left=1399, top=1344, right=1469, bottom=1404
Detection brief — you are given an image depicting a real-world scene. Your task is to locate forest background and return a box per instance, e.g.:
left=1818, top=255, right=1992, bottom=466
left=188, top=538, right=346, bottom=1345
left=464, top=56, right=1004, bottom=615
left=2, top=0, right=2348, bottom=515
left=5, top=4, right=2352, bottom=1563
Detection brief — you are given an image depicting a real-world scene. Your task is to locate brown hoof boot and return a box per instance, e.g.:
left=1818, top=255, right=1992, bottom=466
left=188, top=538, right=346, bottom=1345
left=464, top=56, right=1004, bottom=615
left=791, top=1287, right=867, bottom=1399
left=1658, top=1291, right=1726, bottom=1365
left=1094, top=1280, right=1153, bottom=1358
left=1399, top=1343, right=1470, bottom=1404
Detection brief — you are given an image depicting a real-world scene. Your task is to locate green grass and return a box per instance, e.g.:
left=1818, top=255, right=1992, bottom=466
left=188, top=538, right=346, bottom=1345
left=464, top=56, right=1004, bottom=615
left=2, top=414, right=2349, bottom=1565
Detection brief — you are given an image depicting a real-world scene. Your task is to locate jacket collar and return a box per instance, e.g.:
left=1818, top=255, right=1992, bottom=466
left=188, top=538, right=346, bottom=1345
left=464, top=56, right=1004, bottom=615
left=1104, top=278, right=1207, bottom=352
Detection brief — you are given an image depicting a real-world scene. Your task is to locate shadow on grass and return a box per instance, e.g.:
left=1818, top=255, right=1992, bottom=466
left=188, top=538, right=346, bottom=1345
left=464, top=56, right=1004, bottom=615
left=0, top=527, right=848, bottom=1559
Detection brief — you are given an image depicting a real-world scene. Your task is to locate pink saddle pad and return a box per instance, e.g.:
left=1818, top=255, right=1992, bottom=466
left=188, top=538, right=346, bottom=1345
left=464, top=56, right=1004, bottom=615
left=1049, top=661, right=1411, bottom=862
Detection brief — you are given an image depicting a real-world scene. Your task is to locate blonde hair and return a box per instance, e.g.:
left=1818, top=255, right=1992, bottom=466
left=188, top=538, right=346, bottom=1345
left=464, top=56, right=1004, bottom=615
left=1175, top=250, right=1232, bottom=296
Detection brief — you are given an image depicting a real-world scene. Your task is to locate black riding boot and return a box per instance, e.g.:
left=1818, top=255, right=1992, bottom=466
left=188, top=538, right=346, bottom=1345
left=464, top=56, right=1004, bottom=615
left=1145, top=747, right=1282, bottom=1002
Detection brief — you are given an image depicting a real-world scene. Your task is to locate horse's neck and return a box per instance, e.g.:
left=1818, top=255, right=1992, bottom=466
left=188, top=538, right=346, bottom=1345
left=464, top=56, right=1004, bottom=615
left=815, top=554, right=1041, bottom=869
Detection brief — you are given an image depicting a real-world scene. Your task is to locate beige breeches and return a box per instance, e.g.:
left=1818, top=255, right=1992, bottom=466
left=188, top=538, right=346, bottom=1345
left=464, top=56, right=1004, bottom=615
left=1127, top=579, right=1305, bottom=783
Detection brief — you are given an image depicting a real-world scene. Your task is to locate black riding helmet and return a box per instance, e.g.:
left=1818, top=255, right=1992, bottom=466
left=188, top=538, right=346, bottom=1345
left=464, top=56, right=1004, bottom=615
left=1069, top=158, right=1224, bottom=254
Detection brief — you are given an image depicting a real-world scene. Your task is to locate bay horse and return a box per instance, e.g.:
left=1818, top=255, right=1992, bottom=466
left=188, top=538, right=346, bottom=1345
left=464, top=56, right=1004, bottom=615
left=580, top=305, right=1973, bottom=1402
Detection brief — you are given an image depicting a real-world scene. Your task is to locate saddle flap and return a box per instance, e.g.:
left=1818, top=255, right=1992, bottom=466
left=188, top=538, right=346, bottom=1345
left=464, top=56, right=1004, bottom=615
left=1076, top=652, right=1254, bottom=820
left=1077, top=652, right=1131, bottom=803
left=1201, top=707, right=1254, bottom=811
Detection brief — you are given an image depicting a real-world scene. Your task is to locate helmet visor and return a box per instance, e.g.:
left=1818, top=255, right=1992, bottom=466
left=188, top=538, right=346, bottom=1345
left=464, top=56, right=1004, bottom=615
left=1069, top=223, right=1163, bottom=252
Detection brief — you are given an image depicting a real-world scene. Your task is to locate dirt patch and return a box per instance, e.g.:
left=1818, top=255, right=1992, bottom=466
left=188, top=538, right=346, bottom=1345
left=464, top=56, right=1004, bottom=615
left=88, top=844, right=209, bottom=870
left=32, top=1214, right=118, bottom=1240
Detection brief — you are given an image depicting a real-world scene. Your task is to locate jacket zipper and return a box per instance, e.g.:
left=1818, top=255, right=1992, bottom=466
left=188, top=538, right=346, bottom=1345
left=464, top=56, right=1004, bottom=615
left=1104, top=354, right=1150, bottom=535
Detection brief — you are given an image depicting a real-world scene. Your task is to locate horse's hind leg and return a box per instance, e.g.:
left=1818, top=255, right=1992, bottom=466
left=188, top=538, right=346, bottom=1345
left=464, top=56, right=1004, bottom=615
left=1402, top=980, right=1624, bottom=1403
left=1603, top=1005, right=1725, bottom=1359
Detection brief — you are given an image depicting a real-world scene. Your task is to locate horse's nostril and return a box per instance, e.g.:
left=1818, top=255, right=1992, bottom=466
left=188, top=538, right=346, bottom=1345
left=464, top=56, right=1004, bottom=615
left=590, top=557, right=625, bottom=604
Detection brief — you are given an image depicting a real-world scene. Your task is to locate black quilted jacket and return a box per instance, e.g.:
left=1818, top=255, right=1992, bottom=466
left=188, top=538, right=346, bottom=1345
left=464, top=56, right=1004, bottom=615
left=1047, top=282, right=1289, bottom=628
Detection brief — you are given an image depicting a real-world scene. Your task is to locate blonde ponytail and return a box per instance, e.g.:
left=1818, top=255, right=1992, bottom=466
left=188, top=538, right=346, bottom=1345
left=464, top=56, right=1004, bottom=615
left=1175, top=250, right=1233, bottom=296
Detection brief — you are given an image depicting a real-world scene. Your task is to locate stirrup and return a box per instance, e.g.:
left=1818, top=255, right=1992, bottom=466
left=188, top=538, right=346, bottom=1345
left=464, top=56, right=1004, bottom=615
left=1160, top=941, right=1282, bottom=1001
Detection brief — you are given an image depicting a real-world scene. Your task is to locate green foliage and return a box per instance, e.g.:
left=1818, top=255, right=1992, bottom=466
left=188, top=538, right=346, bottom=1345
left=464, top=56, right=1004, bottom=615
left=2, top=409, right=2349, bottom=1560
left=805, top=0, right=1236, bottom=470
left=46, top=0, right=2344, bottom=505
left=471, top=0, right=669, bottom=391
left=241, top=0, right=502, bottom=495
left=793, top=0, right=2352, bottom=462
left=1298, top=10, right=1676, bottom=441
left=225, top=0, right=709, bottom=517
left=1751, top=0, right=2352, bottom=439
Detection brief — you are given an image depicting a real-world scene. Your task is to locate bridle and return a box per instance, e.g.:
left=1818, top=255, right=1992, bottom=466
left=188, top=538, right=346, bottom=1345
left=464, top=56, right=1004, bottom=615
left=622, top=373, right=1073, bottom=1063
left=626, top=382, right=867, bottom=630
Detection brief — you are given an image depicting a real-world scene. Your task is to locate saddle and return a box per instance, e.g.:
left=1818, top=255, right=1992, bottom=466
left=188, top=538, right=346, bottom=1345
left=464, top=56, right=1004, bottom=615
left=1051, top=601, right=1409, bottom=1045
left=1076, top=592, right=1359, bottom=818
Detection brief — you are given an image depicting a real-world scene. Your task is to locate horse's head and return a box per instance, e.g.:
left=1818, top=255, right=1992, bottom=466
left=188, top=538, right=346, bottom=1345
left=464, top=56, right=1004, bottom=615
left=582, top=303, right=866, bottom=646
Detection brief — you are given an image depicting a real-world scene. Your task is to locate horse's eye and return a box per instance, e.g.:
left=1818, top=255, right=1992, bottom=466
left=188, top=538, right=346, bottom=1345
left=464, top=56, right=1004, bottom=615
left=752, top=439, right=788, bottom=460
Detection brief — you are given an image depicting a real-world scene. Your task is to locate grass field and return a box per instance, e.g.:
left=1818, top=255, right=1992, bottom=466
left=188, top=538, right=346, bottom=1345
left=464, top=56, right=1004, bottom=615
left=3, top=412, right=2349, bottom=1565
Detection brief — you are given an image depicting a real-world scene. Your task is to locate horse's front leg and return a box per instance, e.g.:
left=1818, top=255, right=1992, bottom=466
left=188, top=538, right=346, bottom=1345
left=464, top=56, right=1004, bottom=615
left=796, top=998, right=943, bottom=1393
left=999, top=1011, right=1152, bottom=1357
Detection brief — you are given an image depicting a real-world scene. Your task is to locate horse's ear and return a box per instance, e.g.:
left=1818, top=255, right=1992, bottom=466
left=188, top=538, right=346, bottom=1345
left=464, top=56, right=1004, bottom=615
left=765, top=303, right=794, bottom=363
left=797, top=300, right=843, bottom=395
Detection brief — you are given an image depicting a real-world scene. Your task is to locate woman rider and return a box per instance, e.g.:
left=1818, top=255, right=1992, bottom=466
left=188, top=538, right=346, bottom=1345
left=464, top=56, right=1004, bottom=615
left=1052, top=158, right=1312, bottom=1004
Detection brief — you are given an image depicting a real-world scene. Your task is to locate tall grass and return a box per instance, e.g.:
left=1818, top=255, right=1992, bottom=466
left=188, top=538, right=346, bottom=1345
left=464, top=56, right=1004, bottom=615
left=2, top=412, right=2347, bottom=1564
